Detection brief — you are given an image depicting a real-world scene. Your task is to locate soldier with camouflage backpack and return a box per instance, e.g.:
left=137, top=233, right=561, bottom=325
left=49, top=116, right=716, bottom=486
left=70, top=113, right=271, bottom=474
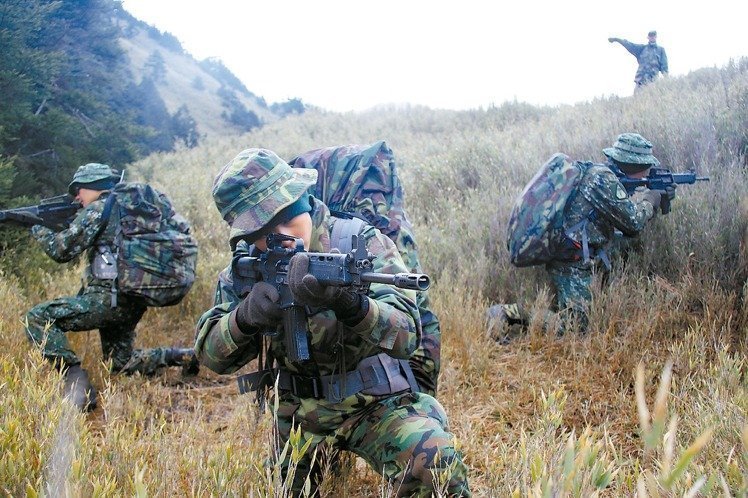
left=488, top=133, right=662, bottom=338
left=195, top=148, right=470, bottom=496
left=288, top=141, right=442, bottom=396
left=24, top=163, right=199, bottom=411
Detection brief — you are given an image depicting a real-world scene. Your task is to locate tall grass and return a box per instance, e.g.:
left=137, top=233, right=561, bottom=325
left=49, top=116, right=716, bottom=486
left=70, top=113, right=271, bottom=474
left=1, top=60, right=747, bottom=495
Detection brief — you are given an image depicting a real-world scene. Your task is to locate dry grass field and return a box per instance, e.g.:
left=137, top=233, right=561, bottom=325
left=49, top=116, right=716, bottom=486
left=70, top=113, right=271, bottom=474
left=1, top=59, right=747, bottom=496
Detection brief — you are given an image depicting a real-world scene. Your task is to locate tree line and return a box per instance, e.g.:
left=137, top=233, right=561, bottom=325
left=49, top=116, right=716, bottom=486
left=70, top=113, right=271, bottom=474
left=0, top=0, right=199, bottom=205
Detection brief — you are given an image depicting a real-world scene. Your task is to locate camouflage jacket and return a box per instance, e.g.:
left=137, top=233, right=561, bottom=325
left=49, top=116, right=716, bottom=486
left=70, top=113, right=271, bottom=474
left=617, top=39, right=668, bottom=84
left=194, top=197, right=422, bottom=378
left=31, top=192, right=115, bottom=287
left=549, top=163, right=655, bottom=264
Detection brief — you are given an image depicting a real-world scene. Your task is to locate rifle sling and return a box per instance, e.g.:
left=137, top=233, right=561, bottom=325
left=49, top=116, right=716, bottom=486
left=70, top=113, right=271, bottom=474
left=237, top=353, right=417, bottom=403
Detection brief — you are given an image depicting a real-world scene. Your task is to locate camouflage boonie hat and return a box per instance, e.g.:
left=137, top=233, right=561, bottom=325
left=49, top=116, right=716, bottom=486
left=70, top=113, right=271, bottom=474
left=603, top=133, right=659, bottom=168
left=212, top=148, right=318, bottom=244
left=68, top=163, right=117, bottom=195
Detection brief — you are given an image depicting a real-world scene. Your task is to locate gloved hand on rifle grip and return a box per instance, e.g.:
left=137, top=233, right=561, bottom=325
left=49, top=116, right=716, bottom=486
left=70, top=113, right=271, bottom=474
left=233, top=281, right=282, bottom=333
left=288, top=253, right=367, bottom=323
left=642, top=189, right=662, bottom=213
left=288, top=253, right=345, bottom=307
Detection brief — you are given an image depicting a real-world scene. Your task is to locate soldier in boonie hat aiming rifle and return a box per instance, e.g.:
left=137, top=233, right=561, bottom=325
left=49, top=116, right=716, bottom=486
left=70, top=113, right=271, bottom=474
left=195, top=148, right=470, bottom=496
left=23, top=163, right=198, bottom=412
left=488, top=133, right=663, bottom=338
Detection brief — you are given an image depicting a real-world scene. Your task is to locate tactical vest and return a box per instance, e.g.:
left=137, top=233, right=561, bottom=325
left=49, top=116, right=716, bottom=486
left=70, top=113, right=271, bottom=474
left=236, top=215, right=420, bottom=403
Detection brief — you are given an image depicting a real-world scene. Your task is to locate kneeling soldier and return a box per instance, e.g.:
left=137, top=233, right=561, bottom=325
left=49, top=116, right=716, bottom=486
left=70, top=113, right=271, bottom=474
left=24, top=163, right=198, bottom=411
left=195, top=148, right=470, bottom=496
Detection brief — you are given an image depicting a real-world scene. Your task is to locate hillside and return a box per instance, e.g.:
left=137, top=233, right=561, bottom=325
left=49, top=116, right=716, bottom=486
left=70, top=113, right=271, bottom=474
left=0, top=0, right=302, bottom=204
left=115, top=10, right=280, bottom=138
left=1, top=59, right=747, bottom=496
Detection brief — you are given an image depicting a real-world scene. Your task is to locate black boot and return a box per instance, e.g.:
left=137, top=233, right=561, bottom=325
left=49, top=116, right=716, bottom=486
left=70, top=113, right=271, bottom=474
left=163, top=348, right=200, bottom=376
left=63, top=364, right=97, bottom=412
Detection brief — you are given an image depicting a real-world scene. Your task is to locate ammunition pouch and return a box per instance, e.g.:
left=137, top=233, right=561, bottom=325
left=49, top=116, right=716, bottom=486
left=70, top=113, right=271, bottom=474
left=237, top=353, right=419, bottom=403
left=91, top=245, right=118, bottom=281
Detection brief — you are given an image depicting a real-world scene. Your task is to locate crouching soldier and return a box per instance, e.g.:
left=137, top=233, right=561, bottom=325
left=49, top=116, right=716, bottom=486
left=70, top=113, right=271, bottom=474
left=490, top=133, right=663, bottom=338
left=24, top=163, right=198, bottom=411
left=195, top=148, right=470, bottom=496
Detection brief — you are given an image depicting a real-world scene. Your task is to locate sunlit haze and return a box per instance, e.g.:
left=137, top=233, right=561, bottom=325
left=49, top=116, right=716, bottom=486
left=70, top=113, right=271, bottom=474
left=121, top=0, right=748, bottom=112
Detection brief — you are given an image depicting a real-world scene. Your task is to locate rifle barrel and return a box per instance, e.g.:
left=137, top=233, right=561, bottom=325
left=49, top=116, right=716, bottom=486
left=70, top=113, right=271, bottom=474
left=362, top=272, right=431, bottom=291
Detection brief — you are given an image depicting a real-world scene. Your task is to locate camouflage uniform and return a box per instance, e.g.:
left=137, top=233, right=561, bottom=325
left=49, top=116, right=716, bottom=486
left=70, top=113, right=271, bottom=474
left=25, top=165, right=186, bottom=375
left=493, top=134, right=659, bottom=335
left=543, top=161, right=654, bottom=330
left=196, top=149, right=470, bottom=497
left=289, top=141, right=441, bottom=396
left=610, top=35, right=668, bottom=87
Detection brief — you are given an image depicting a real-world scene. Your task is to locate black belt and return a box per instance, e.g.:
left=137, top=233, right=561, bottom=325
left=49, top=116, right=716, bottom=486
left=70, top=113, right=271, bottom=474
left=237, top=353, right=418, bottom=403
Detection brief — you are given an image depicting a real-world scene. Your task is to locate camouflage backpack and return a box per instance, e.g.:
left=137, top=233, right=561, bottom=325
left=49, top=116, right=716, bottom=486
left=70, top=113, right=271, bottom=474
left=506, top=153, right=590, bottom=267
left=289, top=141, right=442, bottom=396
left=101, top=183, right=198, bottom=307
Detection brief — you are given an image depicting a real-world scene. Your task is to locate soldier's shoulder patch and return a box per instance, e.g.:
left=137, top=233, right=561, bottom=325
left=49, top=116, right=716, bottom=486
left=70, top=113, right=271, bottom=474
left=615, top=185, right=628, bottom=200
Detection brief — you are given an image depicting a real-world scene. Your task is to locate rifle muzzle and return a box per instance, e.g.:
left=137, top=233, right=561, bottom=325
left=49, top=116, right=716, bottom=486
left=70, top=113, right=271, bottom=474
left=363, top=272, right=431, bottom=291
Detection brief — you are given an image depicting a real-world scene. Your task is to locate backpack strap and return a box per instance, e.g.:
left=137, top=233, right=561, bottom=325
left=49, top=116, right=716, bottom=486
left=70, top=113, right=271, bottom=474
left=329, top=211, right=420, bottom=393
left=96, top=192, right=120, bottom=307
left=100, top=191, right=117, bottom=226
left=329, top=211, right=367, bottom=253
left=564, top=210, right=612, bottom=270
left=565, top=217, right=591, bottom=263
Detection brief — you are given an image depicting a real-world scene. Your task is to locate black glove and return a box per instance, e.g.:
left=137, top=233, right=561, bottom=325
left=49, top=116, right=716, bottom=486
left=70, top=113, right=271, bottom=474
left=288, top=253, right=368, bottom=324
left=233, top=281, right=282, bottom=333
left=642, top=189, right=662, bottom=213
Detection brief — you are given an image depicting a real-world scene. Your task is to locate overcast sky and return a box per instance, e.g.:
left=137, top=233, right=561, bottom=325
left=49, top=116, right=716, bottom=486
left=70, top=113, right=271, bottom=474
left=121, top=0, right=748, bottom=112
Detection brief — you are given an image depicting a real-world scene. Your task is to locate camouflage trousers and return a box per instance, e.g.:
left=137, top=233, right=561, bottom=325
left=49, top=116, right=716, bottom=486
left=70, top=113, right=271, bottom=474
left=275, top=391, right=470, bottom=497
left=492, top=263, right=593, bottom=336
left=408, top=300, right=441, bottom=397
left=547, top=262, right=593, bottom=333
left=24, top=286, right=173, bottom=375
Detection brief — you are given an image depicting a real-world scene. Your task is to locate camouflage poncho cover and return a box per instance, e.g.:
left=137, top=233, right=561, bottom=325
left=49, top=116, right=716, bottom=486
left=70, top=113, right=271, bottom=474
left=289, top=141, right=442, bottom=395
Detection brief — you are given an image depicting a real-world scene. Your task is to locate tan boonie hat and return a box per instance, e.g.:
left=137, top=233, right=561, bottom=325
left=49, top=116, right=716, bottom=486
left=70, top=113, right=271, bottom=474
left=603, top=133, right=660, bottom=169
left=212, top=148, right=317, bottom=244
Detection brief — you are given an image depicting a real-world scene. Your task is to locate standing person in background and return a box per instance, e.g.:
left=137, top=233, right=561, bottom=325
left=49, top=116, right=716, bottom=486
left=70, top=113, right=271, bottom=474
left=195, top=148, right=470, bottom=497
left=24, top=163, right=198, bottom=412
left=609, top=31, right=669, bottom=89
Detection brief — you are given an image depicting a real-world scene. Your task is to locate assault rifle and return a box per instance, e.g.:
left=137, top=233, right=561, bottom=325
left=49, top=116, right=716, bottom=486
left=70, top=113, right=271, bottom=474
left=232, top=233, right=430, bottom=362
left=0, top=195, right=81, bottom=230
left=612, top=165, right=709, bottom=214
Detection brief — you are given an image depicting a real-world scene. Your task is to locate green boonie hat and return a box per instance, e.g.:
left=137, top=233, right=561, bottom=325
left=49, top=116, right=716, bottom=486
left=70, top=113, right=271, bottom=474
left=603, top=133, right=659, bottom=169
left=212, top=148, right=318, bottom=244
left=67, top=163, right=117, bottom=195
